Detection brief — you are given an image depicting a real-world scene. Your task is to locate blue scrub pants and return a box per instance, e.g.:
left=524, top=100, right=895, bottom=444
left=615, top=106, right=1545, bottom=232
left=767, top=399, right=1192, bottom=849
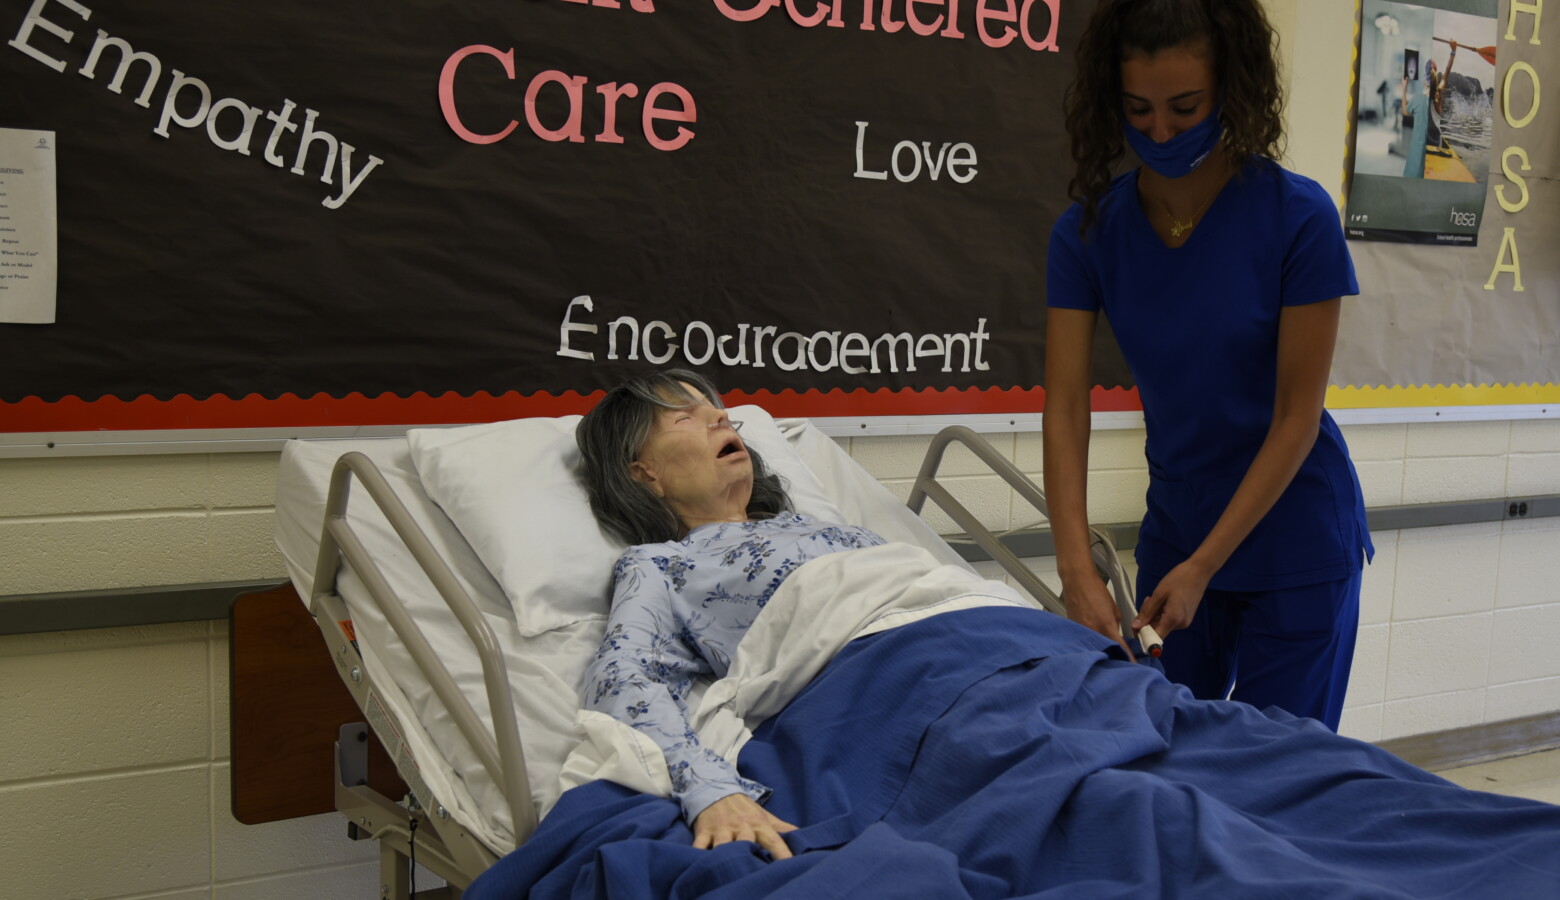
left=1135, top=569, right=1361, bottom=731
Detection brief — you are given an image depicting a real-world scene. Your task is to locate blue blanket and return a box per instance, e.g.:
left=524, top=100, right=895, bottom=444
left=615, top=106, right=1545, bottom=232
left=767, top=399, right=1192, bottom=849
left=468, top=608, right=1560, bottom=899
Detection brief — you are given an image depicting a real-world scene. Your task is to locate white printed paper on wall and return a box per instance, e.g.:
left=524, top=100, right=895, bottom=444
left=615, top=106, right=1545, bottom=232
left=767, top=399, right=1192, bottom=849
left=0, top=128, right=58, bottom=324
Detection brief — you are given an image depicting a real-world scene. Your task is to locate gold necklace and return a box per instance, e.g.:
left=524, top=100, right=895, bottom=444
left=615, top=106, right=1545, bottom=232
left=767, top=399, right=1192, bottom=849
left=1156, top=179, right=1223, bottom=239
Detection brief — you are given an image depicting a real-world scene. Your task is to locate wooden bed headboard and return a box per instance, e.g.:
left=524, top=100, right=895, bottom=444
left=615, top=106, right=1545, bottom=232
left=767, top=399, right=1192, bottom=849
left=229, top=582, right=407, bottom=824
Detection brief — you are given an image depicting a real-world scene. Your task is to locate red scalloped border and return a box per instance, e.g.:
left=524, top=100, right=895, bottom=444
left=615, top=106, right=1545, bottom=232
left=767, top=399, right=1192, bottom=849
left=0, top=386, right=1143, bottom=432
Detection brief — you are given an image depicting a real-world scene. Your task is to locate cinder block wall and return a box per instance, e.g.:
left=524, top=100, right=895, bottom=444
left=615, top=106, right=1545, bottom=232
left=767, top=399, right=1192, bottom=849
left=847, top=419, right=1560, bottom=743
left=0, top=454, right=282, bottom=595
left=2, top=421, right=1557, bottom=898
left=0, top=455, right=381, bottom=900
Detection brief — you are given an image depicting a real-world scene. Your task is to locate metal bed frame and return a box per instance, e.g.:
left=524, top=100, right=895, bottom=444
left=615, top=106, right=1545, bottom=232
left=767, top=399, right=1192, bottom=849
left=907, top=426, right=1142, bottom=632
left=303, top=425, right=1140, bottom=899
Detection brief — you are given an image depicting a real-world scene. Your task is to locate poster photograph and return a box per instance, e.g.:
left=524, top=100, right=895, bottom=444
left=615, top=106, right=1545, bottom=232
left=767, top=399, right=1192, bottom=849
left=1345, top=0, right=1498, bottom=244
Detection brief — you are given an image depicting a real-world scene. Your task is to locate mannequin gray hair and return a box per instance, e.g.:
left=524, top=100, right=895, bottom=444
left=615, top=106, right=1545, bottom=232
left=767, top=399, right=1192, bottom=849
left=576, top=369, right=792, bottom=545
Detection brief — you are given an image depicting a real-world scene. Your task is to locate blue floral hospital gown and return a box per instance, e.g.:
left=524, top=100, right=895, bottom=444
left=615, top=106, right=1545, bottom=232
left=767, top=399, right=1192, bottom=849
left=583, top=513, right=885, bottom=823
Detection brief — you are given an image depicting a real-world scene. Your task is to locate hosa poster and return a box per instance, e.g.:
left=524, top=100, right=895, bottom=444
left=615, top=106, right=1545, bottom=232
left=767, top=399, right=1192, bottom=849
left=0, top=0, right=1132, bottom=432
left=1345, top=0, right=1499, bottom=245
left=1333, top=0, right=1559, bottom=395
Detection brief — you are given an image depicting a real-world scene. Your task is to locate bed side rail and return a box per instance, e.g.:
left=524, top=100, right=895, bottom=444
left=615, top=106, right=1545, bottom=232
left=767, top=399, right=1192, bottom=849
left=311, top=450, right=538, bottom=846
left=907, top=426, right=1141, bottom=639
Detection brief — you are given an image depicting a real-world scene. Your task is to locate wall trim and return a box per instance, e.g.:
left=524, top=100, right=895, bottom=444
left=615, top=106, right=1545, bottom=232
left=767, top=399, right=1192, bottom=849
left=2, top=495, right=1555, bottom=635
left=3, top=404, right=1555, bottom=455
left=946, top=494, right=1556, bottom=563
left=1375, top=712, right=1560, bottom=772
left=0, top=581, right=278, bottom=637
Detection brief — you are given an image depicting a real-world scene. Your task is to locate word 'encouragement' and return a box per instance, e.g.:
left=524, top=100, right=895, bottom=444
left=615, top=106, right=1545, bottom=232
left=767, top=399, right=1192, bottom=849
left=558, top=296, right=992, bottom=374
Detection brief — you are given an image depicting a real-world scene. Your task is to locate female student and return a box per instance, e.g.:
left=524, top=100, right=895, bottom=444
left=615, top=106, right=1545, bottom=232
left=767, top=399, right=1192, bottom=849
left=1042, top=0, right=1372, bottom=730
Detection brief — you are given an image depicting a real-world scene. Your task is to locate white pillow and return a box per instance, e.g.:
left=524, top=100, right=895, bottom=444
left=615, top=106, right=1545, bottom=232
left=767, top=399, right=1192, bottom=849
left=407, top=405, right=847, bottom=637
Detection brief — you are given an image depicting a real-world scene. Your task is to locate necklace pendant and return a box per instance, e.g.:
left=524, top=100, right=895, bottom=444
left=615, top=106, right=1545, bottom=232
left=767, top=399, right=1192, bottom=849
left=1169, top=219, right=1192, bottom=238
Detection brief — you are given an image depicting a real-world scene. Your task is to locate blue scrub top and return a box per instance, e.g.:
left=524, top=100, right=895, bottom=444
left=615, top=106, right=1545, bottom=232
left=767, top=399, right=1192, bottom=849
left=1048, top=158, right=1373, bottom=591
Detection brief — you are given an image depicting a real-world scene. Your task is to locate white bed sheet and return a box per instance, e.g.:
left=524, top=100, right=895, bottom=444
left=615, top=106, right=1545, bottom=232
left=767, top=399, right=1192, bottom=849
left=273, top=414, right=969, bottom=854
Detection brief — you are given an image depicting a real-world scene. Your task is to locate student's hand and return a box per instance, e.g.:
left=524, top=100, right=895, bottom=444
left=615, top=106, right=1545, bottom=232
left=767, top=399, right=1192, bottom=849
left=1132, top=560, right=1211, bottom=638
left=1064, top=575, right=1135, bottom=662
left=692, top=793, right=797, bottom=860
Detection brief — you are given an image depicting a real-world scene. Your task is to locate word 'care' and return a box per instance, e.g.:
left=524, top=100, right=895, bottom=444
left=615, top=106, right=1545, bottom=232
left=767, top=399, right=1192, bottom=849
left=444, top=0, right=1063, bottom=148
left=440, top=45, right=695, bottom=151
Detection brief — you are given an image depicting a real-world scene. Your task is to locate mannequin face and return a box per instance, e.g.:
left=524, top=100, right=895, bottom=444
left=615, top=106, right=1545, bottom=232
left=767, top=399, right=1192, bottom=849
left=629, top=384, right=752, bottom=522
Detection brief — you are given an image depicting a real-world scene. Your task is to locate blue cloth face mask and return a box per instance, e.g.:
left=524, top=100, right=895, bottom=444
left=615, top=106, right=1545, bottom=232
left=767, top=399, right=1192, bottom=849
left=1123, top=105, right=1224, bottom=178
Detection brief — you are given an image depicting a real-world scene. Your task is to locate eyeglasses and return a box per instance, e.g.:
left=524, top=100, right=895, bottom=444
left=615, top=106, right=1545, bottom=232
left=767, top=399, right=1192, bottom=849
left=657, top=418, right=743, bottom=434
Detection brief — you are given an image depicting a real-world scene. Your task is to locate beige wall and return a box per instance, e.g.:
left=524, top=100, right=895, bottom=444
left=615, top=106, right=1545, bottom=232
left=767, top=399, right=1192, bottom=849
left=0, top=454, right=282, bottom=595
left=3, top=420, right=1558, bottom=898
left=0, top=456, right=380, bottom=899
left=852, top=420, right=1560, bottom=743
left=2, top=1, right=1557, bottom=897
left=0, top=621, right=383, bottom=900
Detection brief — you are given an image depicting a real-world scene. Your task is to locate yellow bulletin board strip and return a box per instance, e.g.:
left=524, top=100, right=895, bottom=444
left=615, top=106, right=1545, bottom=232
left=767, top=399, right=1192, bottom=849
left=1328, top=384, right=1560, bottom=408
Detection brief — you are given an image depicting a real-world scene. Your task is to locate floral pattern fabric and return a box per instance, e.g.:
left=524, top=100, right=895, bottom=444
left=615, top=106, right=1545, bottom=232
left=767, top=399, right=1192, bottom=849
left=582, top=513, right=885, bottom=823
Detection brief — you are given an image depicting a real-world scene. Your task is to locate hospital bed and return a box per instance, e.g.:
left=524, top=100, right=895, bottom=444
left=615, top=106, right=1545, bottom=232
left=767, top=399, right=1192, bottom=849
left=253, top=404, right=1560, bottom=899
left=261, top=407, right=1138, bottom=897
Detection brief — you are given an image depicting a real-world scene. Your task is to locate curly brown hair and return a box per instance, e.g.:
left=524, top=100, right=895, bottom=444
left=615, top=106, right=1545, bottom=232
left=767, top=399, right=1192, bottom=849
left=1063, top=0, right=1285, bottom=233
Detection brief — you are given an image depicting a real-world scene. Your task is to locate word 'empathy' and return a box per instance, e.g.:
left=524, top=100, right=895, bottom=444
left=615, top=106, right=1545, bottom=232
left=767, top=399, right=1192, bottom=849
left=9, top=0, right=383, bottom=209
left=557, top=296, right=993, bottom=374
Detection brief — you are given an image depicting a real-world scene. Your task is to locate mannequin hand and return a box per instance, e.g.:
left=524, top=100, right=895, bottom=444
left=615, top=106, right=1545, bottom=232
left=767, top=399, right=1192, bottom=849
left=1064, top=574, right=1135, bottom=662
left=1132, top=560, right=1210, bottom=638
left=692, top=793, right=797, bottom=860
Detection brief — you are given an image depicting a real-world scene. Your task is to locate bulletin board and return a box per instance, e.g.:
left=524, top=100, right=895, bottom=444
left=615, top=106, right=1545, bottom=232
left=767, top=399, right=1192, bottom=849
left=0, top=0, right=1553, bottom=446
left=1, top=0, right=1136, bottom=435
